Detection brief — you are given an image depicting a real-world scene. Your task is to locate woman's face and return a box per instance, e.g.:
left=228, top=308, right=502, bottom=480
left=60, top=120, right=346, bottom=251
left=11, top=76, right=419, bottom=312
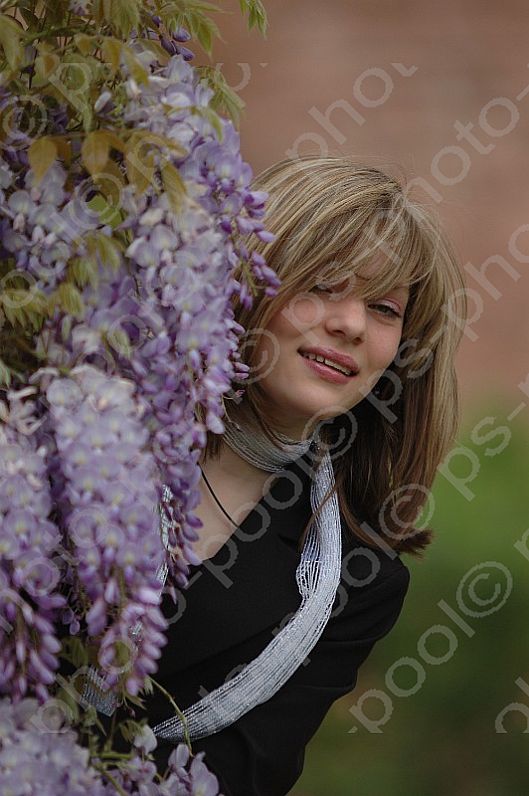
left=251, top=264, right=410, bottom=439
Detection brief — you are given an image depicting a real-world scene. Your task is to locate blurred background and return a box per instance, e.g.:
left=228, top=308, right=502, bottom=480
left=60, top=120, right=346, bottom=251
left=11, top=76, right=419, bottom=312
left=200, top=1, right=529, bottom=793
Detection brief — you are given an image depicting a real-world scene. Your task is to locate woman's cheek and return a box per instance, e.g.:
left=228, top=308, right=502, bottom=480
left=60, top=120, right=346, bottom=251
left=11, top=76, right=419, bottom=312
left=371, top=328, right=403, bottom=370
left=281, top=296, right=326, bottom=332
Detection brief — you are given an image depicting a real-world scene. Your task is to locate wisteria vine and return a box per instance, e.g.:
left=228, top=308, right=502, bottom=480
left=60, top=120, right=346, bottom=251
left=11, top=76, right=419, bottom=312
left=0, top=0, right=272, bottom=791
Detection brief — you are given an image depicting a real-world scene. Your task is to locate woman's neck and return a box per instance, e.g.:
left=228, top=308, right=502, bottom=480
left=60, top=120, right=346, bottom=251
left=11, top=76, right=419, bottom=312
left=199, top=439, right=271, bottom=485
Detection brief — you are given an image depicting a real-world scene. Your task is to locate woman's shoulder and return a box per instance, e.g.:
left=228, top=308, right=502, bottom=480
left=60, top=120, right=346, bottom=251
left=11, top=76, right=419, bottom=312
left=320, top=515, right=411, bottom=642
left=339, top=515, right=410, bottom=595
left=284, top=449, right=411, bottom=613
left=341, top=516, right=410, bottom=578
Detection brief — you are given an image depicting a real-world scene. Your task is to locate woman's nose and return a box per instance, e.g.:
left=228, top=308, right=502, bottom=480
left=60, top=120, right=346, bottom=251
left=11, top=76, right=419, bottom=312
left=324, top=296, right=367, bottom=342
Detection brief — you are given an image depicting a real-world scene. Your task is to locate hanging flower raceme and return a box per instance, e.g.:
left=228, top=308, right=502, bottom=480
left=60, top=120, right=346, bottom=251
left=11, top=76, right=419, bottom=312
left=111, top=51, right=279, bottom=587
left=0, top=388, right=65, bottom=703
left=0, top=698, right=111, bottom=795
left=42, top=366, right=168, bottom=695
left=0, top=159, right=102, bottom=294
left=0, top=698, right=222, bottom=795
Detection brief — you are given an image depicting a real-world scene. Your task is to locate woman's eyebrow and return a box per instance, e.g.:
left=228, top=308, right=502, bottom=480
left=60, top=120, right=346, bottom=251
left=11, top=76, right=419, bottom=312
left=351, top=274, right=409, bottom=292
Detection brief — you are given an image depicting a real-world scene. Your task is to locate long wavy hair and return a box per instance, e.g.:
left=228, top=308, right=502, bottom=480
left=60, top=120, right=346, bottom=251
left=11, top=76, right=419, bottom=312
left=200, top=155, right=467, bottom=559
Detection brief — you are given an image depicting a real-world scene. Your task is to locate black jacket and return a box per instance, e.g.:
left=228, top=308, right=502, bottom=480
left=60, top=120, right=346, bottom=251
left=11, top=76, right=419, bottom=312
left=145, top=451, right=411, bottom=795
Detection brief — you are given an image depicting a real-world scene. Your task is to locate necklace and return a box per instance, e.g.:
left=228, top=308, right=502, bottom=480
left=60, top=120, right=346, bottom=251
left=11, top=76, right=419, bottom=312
left=199, top=465, right=237, bottom=527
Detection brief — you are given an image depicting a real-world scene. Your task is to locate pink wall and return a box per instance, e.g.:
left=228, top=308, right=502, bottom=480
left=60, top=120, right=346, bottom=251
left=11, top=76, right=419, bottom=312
left=201, top=0, right=529, bottom=416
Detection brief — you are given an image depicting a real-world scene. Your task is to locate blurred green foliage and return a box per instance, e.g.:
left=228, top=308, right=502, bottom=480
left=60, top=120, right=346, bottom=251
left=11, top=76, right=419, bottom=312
left=291, top=402, right=529, bottom=796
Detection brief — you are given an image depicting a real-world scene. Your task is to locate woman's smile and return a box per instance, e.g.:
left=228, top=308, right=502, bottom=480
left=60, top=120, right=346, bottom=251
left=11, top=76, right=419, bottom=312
left=298, top=351, right=359, bottom=385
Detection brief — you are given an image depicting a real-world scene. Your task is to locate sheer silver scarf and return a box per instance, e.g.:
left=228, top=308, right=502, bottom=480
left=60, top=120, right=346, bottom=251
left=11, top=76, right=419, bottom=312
left=81, top=419, right=343, bottom=745
left=152, top=419, right=342, bottom=742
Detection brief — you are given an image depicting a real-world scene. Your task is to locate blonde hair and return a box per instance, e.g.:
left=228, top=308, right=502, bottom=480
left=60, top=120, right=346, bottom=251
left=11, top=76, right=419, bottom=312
left=202, top=155, right=467, bottom=558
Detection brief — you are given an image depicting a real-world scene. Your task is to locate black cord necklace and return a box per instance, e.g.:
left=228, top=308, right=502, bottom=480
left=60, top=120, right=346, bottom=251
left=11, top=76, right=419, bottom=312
left=199, top=466, right=237, bottom=527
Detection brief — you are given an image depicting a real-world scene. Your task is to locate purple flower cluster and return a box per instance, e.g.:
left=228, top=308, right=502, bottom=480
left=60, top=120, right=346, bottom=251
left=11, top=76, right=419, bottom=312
left=68, top=0, right=90, bottom=15
left=0, top=388, right=65, bottom=703
left=1, top=48, right=279, bottom=590
left=0, top=698, right=222, bottom=795
left=43, top=366, right=168, bottom=695
left=1, top=36, right=278, bottom=748
left=0, top=5, right=274, bottom=785
left=0, top=160, right=101, bottom=291
left=163, top=743, right=221, bottom=796
left=151, top=16, right=195, bottom=61
left=0, top=698, right=111, bottom=795
left=111, top=52, right=279, bottom=586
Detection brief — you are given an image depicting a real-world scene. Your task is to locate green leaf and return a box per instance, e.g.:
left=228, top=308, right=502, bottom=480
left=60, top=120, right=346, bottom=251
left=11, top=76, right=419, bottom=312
left=101, top=37, right=122, bottom=74
left=198, top=105, right=223, bottom=140
left=125, top=134, right=157, bottom=194
left=0, top=287, right=48, bottom=331
left=119, top=719, right=145, bottom=744
left=51, top=283, right=85, bottom=319
left=54, top=685, right=81, bottom=724
left=44, top=0, right=71, bottom=27
left=60, top=636, right=89, bottom=668
left=74, top=34, right=95, bottom=56
left=85, top=232, right=122, bottom=272
left=0, top=358, right=12, bottom=388
left=68, top=256, right=100, bottom=290
left=133, top=130, right=187, bottom=158
left=134, top=37, right=169, bottom=64
left=122, top=44, right=149, bottom=85
left=87, top=180, right=124, bottom=227
left=192, top=13, right=219, bottom=56
left=103, top=131, right=126, bottom=154
left=26, top=290, right=49, bottom=329
left=35, top=51, right=61, bottom=80
left=52, top=135, right=73, bottom=165
left=199, top=67, right=245, bottom=125
left=28, top=138, right=58, bottom=185
left=124, top=129, right=187, bottom=198
left=160, top=0, right=224, bottom=56
left=122, top=691, right=146, bottom=709
left=105, top=326, right=132, bottom=359
left=16, top=6, right=40, bottom=29
left=81, top=131, right=110, bottom=177
left=102, top=0, right=140, bottom=38
left=162, top=162, right=187, bottom=213
left=0, top=14, right=24, bottom=70
left=60, top=312, right=73, bottom=343
left=238, top=0, right=268, bottom=35
left=81, top=705, right=106, bottom=733
left=46, top=57, right=95, bottom=131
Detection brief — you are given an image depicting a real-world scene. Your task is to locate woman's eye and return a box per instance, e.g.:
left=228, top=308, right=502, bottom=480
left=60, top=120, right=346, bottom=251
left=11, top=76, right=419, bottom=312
left=311, top=287, right=402, bottom=318
left=370, top=303, right=401, bottom=318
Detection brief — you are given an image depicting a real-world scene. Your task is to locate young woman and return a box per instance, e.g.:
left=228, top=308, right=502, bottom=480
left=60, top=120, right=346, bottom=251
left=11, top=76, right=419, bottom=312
left=144, top=156, right=466, bottom=793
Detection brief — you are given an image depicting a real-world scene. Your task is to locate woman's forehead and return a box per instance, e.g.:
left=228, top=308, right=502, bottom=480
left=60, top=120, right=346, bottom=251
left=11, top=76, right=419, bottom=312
left=354, top=272, right=410, bottom=295
left=320, top=265, right=410, bottom=296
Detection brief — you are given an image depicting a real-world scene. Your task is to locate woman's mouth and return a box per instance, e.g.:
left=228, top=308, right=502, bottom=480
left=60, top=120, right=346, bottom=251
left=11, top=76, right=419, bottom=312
left=299, top=352, right=357, bottom=384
